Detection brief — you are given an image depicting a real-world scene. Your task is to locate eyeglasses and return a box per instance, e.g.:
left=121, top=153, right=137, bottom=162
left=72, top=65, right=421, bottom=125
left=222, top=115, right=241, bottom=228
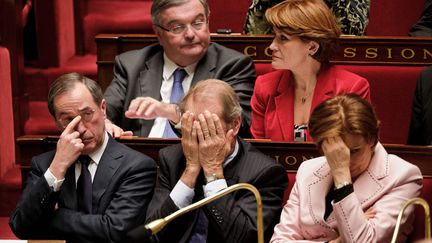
left=155, top=20, right=207, bottom=35
left=57, top=109, right=96, bottom=128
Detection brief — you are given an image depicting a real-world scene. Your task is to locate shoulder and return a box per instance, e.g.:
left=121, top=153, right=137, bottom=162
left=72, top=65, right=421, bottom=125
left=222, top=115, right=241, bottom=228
left=330, top=65, right=368, bottom=83
left=116, top=43, right=162, bottom=63
left=297, top=156, right=327, bottom=177
left=106, top=138, right=156, bottom=169
left=207, top=42, right=251, bottom=62
left=238, top=139, right=285, bottom=173
left=255, top=70, right=287, bottom=93
left=31, top=150, right=56, bottom=169
left=387, top=154, right=422, bottom=180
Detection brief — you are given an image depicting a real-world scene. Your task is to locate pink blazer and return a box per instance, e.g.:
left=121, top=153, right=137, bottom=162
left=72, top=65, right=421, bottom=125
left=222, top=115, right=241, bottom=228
left=250, top=65, right=371, bottom=141
left=271, top=143, right=423, bottom=243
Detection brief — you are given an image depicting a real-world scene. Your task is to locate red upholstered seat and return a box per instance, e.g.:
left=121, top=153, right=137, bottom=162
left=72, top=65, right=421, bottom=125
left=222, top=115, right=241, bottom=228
left=0, top=47, right=16, bottom=178
left=83, top=1, right=153, bottom=54
left=340, top=65, right=423, bottom=144
left=0, top=46, right=21, bottom=226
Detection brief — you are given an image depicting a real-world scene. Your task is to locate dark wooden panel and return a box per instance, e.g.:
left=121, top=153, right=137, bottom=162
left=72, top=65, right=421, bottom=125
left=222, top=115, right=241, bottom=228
left=96, top=34, right=432, bottom=90
left=16, top=135, right=432, bottom=186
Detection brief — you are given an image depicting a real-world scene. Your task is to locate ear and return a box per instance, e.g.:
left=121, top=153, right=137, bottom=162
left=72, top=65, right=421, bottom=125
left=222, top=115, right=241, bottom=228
left=308, top=41, right=320, bottom=56
left=100, top=99, right=107, bottom=118
left=230, top=115, right=242, bottom=137
left=153, top=25, right=162, bottom=43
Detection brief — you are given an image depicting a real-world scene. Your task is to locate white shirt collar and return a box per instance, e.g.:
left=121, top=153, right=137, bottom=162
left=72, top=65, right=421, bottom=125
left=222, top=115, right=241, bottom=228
left=224, top=140, right=239, bottom=167
left=162, top=53, right=198, bottom=80
left=87, top=132, right=109, bottom=165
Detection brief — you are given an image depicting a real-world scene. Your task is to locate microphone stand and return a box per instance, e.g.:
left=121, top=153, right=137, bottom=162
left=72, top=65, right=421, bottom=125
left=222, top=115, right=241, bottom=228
left=391, top=197, right=431, bottom=243
left=145, top=183, right=264, bottom=243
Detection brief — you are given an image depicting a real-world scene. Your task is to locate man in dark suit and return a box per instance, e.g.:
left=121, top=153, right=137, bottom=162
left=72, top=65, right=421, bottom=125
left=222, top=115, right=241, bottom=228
left=145, top=79, right=288, bottom=243
left=409, top=0, right=432, bottom=36
left=104, top=0, right=256, bottom=138
left=9, top=73, right=157, bottom=243
left=407, top=66, right=432, bottom=145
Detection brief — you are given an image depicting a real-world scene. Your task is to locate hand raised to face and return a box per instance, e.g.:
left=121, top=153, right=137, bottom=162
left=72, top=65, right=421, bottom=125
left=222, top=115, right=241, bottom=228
left=195, top=110, right=235, bottom=178
left=321, top=136, right=352, bottom=185
left=50, top=116, right=85, bottom=179
left=179, top=111, right=201, bottom=188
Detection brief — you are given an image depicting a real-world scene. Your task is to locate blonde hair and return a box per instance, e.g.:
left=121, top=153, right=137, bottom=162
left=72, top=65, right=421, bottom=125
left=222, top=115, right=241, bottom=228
left=265, top=0, right=341, bottom=62
left=309, top=94, right=379, bottom=148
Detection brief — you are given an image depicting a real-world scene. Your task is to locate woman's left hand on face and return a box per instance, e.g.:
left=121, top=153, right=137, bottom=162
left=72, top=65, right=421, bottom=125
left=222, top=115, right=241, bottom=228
left=322, top=136, right=351, bottom=182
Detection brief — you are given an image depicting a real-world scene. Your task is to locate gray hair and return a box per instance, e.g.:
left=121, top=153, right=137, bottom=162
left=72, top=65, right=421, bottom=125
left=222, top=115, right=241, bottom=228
left=179, top=79, right=242, bottom=126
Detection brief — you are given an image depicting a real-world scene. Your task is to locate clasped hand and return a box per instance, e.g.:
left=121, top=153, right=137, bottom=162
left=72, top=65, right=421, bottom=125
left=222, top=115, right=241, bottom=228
left=181, top=110, right=235, bottom=179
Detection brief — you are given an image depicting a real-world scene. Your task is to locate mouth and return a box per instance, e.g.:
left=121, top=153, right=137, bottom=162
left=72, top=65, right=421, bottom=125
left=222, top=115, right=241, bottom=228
left=82, top=137, right=93, bottom=144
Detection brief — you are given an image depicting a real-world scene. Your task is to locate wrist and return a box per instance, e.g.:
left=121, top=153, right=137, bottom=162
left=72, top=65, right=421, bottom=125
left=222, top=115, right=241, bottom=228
left=167, top=104, right=181, bottom=124
left=203, top=166, right=224, bottom=183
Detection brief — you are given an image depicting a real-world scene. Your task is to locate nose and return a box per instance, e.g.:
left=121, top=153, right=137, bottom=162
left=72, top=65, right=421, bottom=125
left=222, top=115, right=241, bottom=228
left=269, top=39, right=277, bottom=51
left=183, top=25, right=196, bottom=39
left=76, top=119, right=87, bottom=135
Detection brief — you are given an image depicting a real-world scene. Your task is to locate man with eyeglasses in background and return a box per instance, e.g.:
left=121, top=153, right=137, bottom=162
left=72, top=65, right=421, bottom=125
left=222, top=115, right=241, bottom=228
left=10, top=73, right=157, bottom=243
left=104, top=0, right=256, bottom=139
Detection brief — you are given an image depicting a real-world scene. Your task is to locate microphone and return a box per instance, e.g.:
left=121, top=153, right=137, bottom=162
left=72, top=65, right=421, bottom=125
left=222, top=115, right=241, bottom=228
left=127, top=183, right=264, bottom=243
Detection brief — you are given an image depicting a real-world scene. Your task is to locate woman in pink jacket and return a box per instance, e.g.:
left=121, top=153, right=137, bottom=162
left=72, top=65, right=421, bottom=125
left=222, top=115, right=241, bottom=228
left=250, top=0, right=370, bottom=142
left=271, top=94, right=423, bottom=243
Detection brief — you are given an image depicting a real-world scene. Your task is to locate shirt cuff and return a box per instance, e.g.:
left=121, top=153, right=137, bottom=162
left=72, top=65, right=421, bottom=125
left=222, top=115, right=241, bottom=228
left=170, top=180, right=195, bottom=209
left=44, top=168, right=65, bottom=192
left=203, top=179, right=227, bottom=197
left=332, top=183, right=354, bottom=202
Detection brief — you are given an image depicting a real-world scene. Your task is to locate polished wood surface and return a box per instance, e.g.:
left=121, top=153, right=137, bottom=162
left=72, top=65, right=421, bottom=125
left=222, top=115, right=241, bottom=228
left=16, top=135, right=432, bottom=186
left=96, top=33, right=432, bottom=90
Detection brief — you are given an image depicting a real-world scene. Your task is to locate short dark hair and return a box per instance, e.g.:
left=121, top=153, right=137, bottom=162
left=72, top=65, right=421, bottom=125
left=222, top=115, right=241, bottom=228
left=47, top=72, right=103, bottom=117
left=151, top=0, right=210, bottom=26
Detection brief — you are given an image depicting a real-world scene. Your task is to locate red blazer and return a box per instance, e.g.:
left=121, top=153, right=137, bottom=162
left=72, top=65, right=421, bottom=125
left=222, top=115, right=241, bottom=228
left=251, top=65, right=371, bottom=141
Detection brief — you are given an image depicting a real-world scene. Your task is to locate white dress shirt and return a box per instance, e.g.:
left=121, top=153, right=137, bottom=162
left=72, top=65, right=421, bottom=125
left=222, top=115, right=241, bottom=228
left=148, top=53, right=197, bottom=137
left=44, top=132, right=109, bottom=191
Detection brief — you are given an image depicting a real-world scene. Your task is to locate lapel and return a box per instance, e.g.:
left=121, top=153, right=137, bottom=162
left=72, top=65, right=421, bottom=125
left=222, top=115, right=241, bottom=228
left=91, top=136, right=123, bottom=213
left=308, top=162, right=334, bottom=226
left=350, top=143, right=388, bottom=206
left=310, top=65, right=337, bottom=111
left=59, top=165, right=78, bottom=210
left=137, top=50, right=165, bottom=135
left=222, top=138, right=245, bottom=186
left=308, top=143, right=388, bottom=228
left=274, top=71, right=295, bottom=140
left=191, top=44, right=217, bottom=86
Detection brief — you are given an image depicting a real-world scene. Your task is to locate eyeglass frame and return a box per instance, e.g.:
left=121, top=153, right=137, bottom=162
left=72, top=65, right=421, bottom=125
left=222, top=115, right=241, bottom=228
left=155, top=19, right=208, bottom=35
left=56, top=108, right=96, bottom=128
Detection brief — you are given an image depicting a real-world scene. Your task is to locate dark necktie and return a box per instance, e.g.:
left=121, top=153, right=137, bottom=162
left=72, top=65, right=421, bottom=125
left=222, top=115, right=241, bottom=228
left=77, top=155, right=92, bottom=214
left=189, top=179, right=208, bottom=243
left=163, top=68, right=187, bottom=138
left=189, top=210, right=209, bottom=243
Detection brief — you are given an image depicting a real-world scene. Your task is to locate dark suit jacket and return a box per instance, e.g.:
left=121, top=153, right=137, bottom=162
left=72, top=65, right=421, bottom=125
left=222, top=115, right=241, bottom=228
left=251, top=65, right=371, bottom=141
left=145, top=139, right=288, bottom=243
left=407, top=66, right=432, bottom=145
left=104, top=42, right=256, bottom=138
left=9, top=135, right=157, bottom=243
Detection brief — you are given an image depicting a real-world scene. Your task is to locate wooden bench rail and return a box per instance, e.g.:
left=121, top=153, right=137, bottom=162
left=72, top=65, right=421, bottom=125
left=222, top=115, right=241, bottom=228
left=16, top=135, right=432, bottom=186
left=96, top=34, right=432, bottom=91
